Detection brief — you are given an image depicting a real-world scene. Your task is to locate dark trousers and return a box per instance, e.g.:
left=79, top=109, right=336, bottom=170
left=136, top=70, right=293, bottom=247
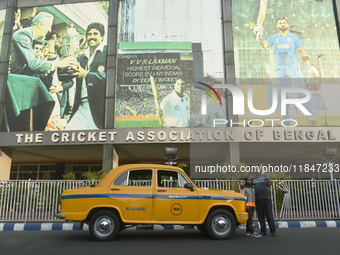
left=256, top=199, right=276, bottom=235
left=246, top=206, right=255, bottom=233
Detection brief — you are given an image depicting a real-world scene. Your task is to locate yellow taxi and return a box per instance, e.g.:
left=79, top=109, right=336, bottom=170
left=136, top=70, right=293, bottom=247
left=56, top=164, right=248, bottom=241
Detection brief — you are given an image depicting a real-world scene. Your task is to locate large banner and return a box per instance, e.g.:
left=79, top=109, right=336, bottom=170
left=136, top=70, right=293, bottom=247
left=232, top=0, right=340, bottom=127
left=2, top=1, right=109, bottom=132
left=115, top=42, right=194, bottom=128
left=0, top=9, right=6, bottom=57
left=116, top=0, right=226, bottom=129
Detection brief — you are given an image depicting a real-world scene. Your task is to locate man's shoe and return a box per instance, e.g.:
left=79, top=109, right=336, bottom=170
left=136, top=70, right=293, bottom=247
left=272, top=233, right=277, bottom=237
left=251, top=232, right=261, bottom=238
left=245, top=232, right=251, bottom=237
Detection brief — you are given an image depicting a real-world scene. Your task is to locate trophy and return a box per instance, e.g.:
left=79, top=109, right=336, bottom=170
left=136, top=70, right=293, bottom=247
left=58, top=23, right=86, bottom=77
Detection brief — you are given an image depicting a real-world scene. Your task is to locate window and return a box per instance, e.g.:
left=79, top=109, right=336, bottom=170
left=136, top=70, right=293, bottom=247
left=114, top=172, right=128, bottom=186
left=72, top=164, right=102, bottom=179
left=157, top=170, right=188, bottom=188
left=10, top=165, right=56, bottom=180
left=114, top=169, right=152, bottom=187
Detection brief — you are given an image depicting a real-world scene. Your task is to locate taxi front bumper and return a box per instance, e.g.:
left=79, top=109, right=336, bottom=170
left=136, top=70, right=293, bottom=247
left=236, top=212, right=248, bottom=224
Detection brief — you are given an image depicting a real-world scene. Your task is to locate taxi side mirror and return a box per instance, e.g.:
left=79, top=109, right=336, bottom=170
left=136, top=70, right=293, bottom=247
left=184, top=183, right=194, bottom=191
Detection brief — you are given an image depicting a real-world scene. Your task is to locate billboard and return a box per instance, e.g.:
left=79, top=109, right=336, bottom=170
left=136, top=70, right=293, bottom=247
left=1, top=1, right=109, bottom=132
left=115, top=42, right=195, bottom=128
left=232, top=0, right=340, bottom=127
left=0, top=8, right=5, bottom=57
left=116, top=0, right=226, bottom=129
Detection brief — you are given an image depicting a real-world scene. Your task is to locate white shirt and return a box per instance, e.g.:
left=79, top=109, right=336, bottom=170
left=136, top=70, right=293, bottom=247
left=84, top=42, right=105, bottom=67
left=160, top=90, right=190, bottom=127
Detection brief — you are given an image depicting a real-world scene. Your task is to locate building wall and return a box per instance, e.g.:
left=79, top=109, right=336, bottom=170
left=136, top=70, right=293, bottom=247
left=0, top=0, right=339, bottom=180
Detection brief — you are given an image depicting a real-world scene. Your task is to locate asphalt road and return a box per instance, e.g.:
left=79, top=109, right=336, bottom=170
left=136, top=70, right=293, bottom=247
left=0, top=228, right=338, bottom=255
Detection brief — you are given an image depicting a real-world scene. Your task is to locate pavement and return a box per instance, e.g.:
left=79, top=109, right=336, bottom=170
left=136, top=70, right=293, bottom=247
left=1, top=220, right=340, bottom=231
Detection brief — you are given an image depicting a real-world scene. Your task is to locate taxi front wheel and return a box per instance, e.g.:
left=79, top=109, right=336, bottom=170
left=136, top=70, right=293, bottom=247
left=205, top=209, right=236, bottom=240
left=89, top=210, right=121, bottom=241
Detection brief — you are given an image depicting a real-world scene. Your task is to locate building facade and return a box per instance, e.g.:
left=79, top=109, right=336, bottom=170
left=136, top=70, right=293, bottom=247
left=0, top=0, right=340, bottom=180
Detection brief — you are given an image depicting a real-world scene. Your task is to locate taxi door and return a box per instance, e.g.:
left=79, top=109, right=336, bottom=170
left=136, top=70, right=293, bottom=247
left=153, top=169, right=199, bottom=223
left=108, top=169, right=153, bottom=221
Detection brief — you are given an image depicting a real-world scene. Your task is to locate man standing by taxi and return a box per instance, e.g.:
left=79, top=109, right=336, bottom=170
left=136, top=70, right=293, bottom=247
left=253, top=172, right=277, bottom=237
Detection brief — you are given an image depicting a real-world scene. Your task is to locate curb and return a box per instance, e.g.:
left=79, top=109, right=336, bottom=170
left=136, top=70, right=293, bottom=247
left=1, top=221, right=340, bottom=231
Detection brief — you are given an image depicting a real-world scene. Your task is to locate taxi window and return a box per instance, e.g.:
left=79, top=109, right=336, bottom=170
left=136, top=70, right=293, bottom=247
left=114, top=172, right=128, bottom=186
left=114, top=169, right=152, bottom=187
left=158, top=170, right=188, bottom=188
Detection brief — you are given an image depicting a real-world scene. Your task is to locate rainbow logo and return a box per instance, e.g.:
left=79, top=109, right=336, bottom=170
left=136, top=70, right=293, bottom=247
left=195, top=82, right=223, bottom=107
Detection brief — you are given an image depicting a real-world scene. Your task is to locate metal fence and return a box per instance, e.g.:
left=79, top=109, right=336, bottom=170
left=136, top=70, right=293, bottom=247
left=0, top=179, right=339, bottom=222
left=276, top=180, right=340, bottom=220
left=0, top=180, right=99, bottom=222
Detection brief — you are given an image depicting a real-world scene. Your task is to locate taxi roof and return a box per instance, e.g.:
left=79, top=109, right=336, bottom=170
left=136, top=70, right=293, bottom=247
left=97, top=164, right=185, bottom=188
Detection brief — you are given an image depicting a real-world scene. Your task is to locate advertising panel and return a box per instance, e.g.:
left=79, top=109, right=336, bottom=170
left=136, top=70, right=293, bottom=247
left=232, top=0, right=340, bottom=127
left=0, top=9, right=5, bottom=57
left=116, top=0, right=226, bottom=129
left=189, top=0, right=340, bottom=180
left=115, top=42, right=194, bottom=128
left=1, top=1, right=109, bottom=132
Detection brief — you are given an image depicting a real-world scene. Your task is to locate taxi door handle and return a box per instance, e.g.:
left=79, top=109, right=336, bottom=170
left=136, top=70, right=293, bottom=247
left=110, top=188, right=120, bottom=191
left=157, top=190, right=167, bottom=192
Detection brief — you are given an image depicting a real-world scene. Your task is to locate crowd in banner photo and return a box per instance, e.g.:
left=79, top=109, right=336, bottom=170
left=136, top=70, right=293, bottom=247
left=115, top=85, right=173, bottom=117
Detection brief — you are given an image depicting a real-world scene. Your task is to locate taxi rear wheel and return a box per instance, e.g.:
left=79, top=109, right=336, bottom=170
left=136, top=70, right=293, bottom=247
left=89, top=210, right=120, bottom=241
left=205, top=209, right=236, bottom=240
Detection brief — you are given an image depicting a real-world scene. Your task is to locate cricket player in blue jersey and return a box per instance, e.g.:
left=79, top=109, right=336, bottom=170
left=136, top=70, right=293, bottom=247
left=257, top=17, right=319, bottom=125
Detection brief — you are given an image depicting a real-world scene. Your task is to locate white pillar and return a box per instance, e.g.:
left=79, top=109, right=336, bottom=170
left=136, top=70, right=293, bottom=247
left=103, top=145, right=119, bottom=173
left=0, top=148, right=12, bottom=180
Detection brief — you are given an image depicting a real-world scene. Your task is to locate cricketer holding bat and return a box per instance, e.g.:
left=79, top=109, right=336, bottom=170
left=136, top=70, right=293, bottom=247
left=157, top=78, right=190, bottom=127
left=257, top=17, right=319, bottom=125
